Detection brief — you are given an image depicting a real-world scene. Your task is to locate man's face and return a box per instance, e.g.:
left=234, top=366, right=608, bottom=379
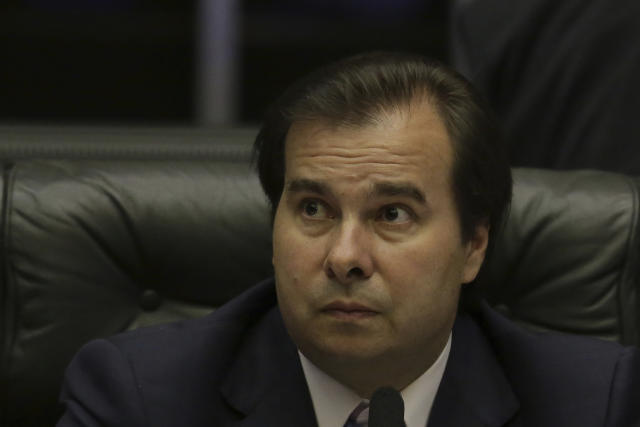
left=272, top=101, right=488, bottom=389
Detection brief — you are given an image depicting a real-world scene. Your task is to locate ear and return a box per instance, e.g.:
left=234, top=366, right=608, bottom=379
left=461, top=221, right=489, bottom=284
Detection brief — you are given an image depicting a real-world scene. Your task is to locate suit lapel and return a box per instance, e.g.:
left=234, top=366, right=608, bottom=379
left=428, top=311, right=521, bottom=427
left=220, top=306, right=318, bottom=426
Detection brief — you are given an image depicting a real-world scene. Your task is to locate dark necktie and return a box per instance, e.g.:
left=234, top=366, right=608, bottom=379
left=343, top=401, right=369, bottom=427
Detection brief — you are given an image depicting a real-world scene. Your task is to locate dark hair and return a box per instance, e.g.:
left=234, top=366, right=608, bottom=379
left=253, top=51, right=511, bottom=245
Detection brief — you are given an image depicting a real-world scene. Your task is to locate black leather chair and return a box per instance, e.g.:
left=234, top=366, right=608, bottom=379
left=480, top=168, right=640, bottom=344
left=0, top=126, right=638, bottom=426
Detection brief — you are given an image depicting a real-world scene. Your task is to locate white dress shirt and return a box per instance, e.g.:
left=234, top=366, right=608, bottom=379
left=299, top=333, right=451, bottom=427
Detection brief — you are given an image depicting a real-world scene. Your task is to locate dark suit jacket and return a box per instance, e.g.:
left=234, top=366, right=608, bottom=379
left=57, top=278, right=640, bottom=426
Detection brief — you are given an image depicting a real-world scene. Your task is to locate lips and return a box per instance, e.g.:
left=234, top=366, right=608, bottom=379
left=322, top=301, right=379, bottom=319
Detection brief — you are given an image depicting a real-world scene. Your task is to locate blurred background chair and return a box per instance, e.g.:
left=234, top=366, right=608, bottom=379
left=0, top=126, right=638, bottom=426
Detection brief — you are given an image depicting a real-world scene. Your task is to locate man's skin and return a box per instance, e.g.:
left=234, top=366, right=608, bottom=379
left=271, top=97, right=489, bottom=398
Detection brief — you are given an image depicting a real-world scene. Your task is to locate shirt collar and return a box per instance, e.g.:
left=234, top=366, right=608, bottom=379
left=299, top=333, right=451, bottom=427
left=299, top=351, right=363, bottom=427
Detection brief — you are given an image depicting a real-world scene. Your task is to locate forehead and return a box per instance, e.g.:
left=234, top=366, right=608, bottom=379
left=283, top=101, right=454, bottom=187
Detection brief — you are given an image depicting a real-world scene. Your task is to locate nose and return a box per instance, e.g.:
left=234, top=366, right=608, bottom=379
left=323, top=221, right=374, bottom=285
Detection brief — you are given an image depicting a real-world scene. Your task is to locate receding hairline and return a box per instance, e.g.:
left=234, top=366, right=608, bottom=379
left=284, top=86, right=437, bottom=131
left=282, top=90, right=457, bottom=175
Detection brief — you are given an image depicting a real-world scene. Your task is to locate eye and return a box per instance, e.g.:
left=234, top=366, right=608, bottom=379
left=378, top=205, right=412, bottom=224
left=300, top=199, right=332, bottom=219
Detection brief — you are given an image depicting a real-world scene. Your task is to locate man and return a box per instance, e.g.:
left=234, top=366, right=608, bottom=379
left=58, top=52, right=640, bottom=426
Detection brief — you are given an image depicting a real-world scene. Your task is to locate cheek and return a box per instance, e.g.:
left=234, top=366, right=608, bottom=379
left=377, top=237, right=449, bottom=283
left=274, top=222, right=311, bottom=278
left=376, top=235, right=464, bottom=310
left=272, top=212, right=326, bottom=301
left=273, top=229, right=305, bottom=322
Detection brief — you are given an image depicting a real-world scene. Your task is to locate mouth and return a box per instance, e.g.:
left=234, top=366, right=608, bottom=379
left=321, top=301, right=379, bottom=320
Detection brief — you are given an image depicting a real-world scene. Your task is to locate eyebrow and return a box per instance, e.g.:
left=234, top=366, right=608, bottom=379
left=286, top=178, right=426, bottom=205
left=371, top=182, right=426, bottom=204
left=287, top=179, right=331, bottom=196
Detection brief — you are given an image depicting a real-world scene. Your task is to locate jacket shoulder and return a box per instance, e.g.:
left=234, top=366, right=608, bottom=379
left=477, top=303, right=640, bottom=426
left=58, top=278, right=279, bottom=427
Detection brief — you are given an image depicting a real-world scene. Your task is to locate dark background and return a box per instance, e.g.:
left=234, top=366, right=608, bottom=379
left=1, top=0, right=447, bottom=125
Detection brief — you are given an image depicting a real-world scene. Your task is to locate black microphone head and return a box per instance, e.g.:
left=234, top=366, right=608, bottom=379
left=368, top=386, right=405, bottom=427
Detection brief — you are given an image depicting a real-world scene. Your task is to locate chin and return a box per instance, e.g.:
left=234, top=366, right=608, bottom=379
left=306, top=335, right=391, bottom=364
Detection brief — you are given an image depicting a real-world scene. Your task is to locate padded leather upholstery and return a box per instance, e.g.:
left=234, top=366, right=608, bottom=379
left=480, top=169, right=640, bottom=344
left=0, top=126, right=638, bottom=426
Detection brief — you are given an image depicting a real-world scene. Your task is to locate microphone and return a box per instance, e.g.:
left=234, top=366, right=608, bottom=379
left=368, top=386, right=405, bottom=427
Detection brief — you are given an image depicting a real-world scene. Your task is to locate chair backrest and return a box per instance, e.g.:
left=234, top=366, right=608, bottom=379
left=479, top=168, right=640, bottom=345
left=0, top=126, right=638, bottom=426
